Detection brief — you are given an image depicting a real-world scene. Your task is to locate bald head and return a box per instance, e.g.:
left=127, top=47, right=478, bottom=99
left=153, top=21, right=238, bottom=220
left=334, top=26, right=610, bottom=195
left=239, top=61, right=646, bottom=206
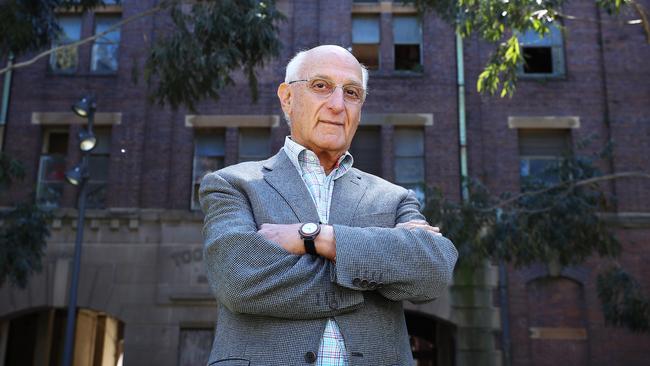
left=284, top=45, right=368, bottom=90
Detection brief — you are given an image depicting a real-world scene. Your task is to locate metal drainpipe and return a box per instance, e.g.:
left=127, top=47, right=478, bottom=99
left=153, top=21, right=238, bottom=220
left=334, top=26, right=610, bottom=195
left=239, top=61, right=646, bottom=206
left=0, top=53, right=14, bottom=149
left=456, top=33, right=468, bottom=201
left=455, top=32, right=512, bottom=366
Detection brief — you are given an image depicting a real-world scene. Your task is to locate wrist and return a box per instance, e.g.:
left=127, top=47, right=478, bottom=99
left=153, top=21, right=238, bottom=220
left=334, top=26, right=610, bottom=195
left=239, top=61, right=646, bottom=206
left=315, top=225, right=336, bottom=261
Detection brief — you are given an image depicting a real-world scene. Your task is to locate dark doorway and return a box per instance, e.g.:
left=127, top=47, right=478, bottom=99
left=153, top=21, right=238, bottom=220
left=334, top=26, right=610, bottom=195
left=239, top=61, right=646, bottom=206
left=406, top=311, right=456, bottom=366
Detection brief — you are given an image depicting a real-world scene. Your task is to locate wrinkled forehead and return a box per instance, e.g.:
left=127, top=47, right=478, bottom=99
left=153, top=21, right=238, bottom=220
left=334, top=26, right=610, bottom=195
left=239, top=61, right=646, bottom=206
left=300, top=51, right=363, bottom=85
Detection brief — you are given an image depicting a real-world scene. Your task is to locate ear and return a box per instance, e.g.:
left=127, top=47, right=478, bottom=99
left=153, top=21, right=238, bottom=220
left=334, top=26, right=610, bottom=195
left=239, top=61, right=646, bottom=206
left=277, top=83, right=292, bottom=117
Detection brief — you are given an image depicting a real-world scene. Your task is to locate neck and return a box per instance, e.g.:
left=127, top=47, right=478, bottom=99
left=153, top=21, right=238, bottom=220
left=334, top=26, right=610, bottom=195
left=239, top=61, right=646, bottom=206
left=313, top=150, right=341, bottom=175
left=290, top=136, right=343, bottom=175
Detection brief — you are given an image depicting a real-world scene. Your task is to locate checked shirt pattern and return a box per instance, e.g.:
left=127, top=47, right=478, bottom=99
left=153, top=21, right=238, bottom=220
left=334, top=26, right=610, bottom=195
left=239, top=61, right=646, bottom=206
left=283, top=136, right=353, bottom=366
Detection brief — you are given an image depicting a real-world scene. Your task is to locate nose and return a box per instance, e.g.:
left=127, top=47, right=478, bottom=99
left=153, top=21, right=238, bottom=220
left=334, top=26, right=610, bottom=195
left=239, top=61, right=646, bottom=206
left=325, top=86, right=346, bottom=113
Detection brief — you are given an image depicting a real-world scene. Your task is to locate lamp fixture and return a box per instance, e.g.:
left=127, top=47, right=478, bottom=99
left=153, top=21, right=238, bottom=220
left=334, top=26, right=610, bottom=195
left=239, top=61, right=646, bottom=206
left=78, top=129, right=97, bottom=152
left=65, top=165, right=84, bottom=186
left=71, top=95, right=96, bottom=118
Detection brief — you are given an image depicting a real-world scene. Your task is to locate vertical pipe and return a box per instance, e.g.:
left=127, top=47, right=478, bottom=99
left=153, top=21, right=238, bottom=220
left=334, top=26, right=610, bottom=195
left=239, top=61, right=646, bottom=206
left=0, top=53, right=14, bottom=149
left=456, top=33, right=469, bottom=201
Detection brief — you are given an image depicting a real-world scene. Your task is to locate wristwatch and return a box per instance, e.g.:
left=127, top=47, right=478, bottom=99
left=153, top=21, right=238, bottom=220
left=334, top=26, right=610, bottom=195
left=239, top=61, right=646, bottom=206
left=299, top=223, right=321, bottom=255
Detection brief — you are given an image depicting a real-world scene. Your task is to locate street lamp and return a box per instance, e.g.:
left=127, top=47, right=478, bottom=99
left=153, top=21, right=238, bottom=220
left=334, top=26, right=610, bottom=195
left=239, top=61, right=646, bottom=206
left=62, top=94, right=97, bottom=366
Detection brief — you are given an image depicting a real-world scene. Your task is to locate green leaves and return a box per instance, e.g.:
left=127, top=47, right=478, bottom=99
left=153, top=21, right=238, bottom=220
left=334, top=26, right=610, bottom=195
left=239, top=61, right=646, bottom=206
left=422, top=143, right=650, bottom=333
left=422, top=145, right=621, bottom=269
left=410, top=0, right=633, bottom=97
left=597, top=267, right=650, bottom=332
left=477, top=35, right=522, bottom=97
left=0, top=203, right=51, bottom=289
left=144, top=0, right=285, bottom=111
left=0, top=153, right=50, bottom=289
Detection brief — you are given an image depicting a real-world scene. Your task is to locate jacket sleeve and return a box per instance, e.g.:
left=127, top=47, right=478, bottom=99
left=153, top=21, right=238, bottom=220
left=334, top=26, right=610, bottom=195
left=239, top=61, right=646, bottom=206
left=199, top=171, right=364, bottom=319
left=331, top=189, right=458, bottom=303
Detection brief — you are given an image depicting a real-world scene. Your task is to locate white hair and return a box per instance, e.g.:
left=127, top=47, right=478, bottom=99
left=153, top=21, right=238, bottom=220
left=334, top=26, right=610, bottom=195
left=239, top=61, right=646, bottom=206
left=282, top=47, right=368, bottom=126
left=284, top=48, right=369, bottom=90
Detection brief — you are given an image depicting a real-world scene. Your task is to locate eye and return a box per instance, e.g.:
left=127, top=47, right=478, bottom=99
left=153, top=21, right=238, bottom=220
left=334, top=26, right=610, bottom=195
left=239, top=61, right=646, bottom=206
left=310, top=79, right=331, bottom=91
left=344, top=86, right=362, bottom=100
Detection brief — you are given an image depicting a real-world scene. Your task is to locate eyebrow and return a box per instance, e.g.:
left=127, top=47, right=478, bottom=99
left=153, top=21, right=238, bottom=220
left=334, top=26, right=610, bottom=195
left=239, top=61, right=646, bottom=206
left=311, top=74, right=363, bottom=88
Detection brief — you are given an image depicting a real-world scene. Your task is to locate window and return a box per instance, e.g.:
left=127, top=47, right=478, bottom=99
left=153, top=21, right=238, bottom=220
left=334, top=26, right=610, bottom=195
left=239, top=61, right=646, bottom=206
left=394, top=127, right=425, bottom=201
left=91, top=16, right=121, bottom=72
left=50, top=16, right=82, bottom=73
left=349, top=126, right=382, bottom=176
left=519, top=129, right=571, bottom=185
left=86, top=128, right=111, bottom=209
left=352, top=15, right=380, bottom=70
left=518, top=24, right=565, bottom=77
left=238, top=128, right=271, bottom=163
left=192, top=130, right=225, bottom=210
left=393, top=16, right=422, bottom=72
left=36, top=129, right=69, bottom=208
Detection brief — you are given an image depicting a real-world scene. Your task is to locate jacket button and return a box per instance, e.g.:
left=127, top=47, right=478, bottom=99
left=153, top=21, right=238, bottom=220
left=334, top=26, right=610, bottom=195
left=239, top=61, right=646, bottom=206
left=329, top=299, right=339, bottom=310
left=360, top=279, right=369, bottom=288
left=368, top=281, right=377, bottom=290
left=352, top=277, right=361, bottom=286
left=305, top=351, right=317, bottom=363
left=376, top=282, right=384, bottom=289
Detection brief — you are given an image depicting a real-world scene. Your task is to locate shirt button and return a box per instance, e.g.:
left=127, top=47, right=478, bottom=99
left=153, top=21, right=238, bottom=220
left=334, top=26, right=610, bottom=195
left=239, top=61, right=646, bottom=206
left=329, top=299, right=339, bottom=310
left=305, top=351, right=317, bottom=363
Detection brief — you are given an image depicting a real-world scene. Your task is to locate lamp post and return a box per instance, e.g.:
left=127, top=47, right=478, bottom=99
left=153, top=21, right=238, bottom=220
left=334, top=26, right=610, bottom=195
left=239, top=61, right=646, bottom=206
left=62, top=95, right=97, bottom=366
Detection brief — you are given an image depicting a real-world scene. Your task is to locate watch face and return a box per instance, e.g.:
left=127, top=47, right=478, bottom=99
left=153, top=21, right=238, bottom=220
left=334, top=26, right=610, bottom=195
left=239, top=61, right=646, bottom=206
left=302, top=223, right=319, bottom=235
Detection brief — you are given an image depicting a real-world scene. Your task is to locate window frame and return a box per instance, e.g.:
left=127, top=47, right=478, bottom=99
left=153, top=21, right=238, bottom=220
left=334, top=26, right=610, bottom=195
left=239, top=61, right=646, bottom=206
left=352, top=14, right=381, bottom=70
left=517, top=23, right=566, bottom=79
left=392, top=15, right=423, bottom=73
left=49, top=15, right=83, bottom=74
left=91, top=14, right=122, bottom=74
left=36, top=128, right=69, bottom=209
left=393, top=126, right=426, bottom=202
left=237, top=127, right=272, bottom=163
left=191, top=129, right=226, bottom=211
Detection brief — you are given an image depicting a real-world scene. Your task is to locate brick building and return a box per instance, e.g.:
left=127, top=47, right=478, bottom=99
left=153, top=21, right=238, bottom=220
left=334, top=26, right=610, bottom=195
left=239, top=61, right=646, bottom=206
left=1, top=0, right=649, bottom=365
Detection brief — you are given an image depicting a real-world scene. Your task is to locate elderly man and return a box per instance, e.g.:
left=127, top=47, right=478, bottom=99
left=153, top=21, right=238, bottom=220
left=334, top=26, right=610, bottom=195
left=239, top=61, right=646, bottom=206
left=199, top=45, right=458, bottom=366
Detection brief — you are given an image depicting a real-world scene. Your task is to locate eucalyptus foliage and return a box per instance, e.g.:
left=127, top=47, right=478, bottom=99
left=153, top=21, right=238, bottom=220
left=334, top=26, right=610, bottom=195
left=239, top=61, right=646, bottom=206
left=422, top=144, right=650, bottom=332
left=0, top=153, right=51, bottom=289
left=144, top=0, right=284, bottom=110
left=0, top=0, right=283, bottom=111
left=409, top=0, right=638, bottom=96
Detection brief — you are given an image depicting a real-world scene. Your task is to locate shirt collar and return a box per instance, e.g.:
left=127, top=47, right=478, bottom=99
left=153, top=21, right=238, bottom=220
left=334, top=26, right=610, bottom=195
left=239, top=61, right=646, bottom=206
left=283, top=136, right=354, bottom=178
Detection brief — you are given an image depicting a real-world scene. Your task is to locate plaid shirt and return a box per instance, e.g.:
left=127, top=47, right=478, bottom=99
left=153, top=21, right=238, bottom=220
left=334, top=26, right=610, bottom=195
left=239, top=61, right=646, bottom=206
left=283, top=136, right=353, bottom=366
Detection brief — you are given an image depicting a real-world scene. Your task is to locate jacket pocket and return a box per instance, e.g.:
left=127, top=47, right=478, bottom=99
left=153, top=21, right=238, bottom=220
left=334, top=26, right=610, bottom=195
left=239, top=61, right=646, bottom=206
left=208, top=358, right=250, bottom=366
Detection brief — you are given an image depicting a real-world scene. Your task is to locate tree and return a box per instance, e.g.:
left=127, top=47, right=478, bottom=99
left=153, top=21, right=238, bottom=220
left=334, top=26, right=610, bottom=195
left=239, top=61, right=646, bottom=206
left=0, top=153, right=51, bottom=288
left=0, top=0, right=285, bottom=110
left=410, top=0, right=650, bottom=96
left=421, top=142, right=650, bottom=332
left=0, top=0, right=285, bottom=287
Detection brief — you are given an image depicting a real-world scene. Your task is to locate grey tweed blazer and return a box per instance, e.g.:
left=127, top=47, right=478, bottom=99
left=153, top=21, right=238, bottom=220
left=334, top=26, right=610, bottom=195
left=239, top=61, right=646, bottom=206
left=199, top=149, right=458, bottom=366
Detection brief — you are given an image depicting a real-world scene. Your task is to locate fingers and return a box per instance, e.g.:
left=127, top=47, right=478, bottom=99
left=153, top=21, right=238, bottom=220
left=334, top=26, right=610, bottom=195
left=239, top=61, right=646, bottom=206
left=396, top=220, right=442, bottom=236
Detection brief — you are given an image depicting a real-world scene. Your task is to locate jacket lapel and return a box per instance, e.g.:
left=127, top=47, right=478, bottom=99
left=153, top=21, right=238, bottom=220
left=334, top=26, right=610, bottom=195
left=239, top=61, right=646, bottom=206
left=263, top=150, right=321, bottom=224
left=329, top=169, right=367, bottom=226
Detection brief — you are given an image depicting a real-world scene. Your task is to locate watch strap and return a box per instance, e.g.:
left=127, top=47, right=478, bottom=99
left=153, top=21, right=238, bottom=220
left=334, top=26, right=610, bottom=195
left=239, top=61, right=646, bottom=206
left=304, top=238, right=317, bottom=255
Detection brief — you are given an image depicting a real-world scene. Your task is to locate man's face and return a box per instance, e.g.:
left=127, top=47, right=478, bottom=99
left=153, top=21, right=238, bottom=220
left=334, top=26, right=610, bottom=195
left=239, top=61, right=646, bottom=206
left=278, top=49, right=364, bottom=157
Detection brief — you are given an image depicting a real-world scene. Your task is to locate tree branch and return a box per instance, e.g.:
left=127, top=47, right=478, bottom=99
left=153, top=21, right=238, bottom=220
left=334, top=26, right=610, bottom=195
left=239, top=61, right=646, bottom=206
left=0, top=4, right=164, bottom=76
left=488, top=171, right=650, bottom=210
left=630, top=0, right=650, bottom=43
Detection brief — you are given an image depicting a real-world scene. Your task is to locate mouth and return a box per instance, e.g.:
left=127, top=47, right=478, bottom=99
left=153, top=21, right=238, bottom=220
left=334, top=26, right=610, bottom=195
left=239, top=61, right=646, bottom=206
left=319, top=120, right=344, bottom=126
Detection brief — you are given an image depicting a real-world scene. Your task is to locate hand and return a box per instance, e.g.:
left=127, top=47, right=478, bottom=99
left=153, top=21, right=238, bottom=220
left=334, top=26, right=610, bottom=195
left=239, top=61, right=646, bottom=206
left=258, top=223, right=304, bottom=255
left=396, top=220, right=442, bottom=236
